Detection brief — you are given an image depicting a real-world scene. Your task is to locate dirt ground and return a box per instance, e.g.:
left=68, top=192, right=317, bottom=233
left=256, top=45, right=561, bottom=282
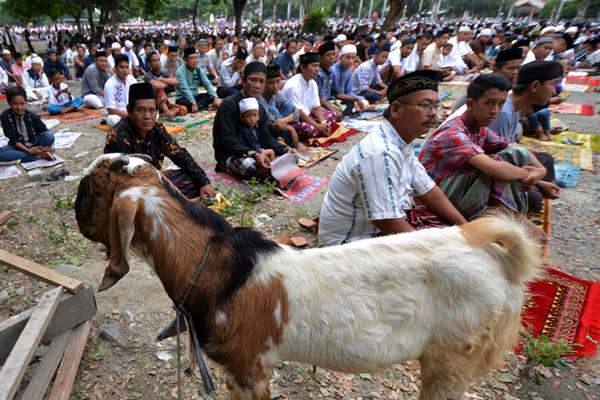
left=0, top=78, right=599, bottom=399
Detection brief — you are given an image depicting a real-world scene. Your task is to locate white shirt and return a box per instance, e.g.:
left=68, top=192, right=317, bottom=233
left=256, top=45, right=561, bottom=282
left=103, top=74, right=137, bottom=112
left=47, top=82, right=71, bottom=106
left=121, top=48, right=140, bottom=68
left=522, top=50, right=554, bottom=65
left=445, top=37, right=468, bottom=73
left=281, top=73, right=320, bottom=115
left=246, top=54, right=267, bottom=64
left=0, top=66, right=7, bottom=85
left=318, top=119, right=435, bottom=247
left=404, top=46, right=420, bottom=73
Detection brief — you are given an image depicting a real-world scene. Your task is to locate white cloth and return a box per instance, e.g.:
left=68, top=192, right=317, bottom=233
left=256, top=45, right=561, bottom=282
left=239, top=97, right=259, bottom=113
left=246, top=54, right=267, bottom=64
left=403, top=46, right=420, bottom=73
left=0, top=67, right=7, bottom=85
left=83, top=94, right=104, bottom=108
left=103, top=74, right=137, bottom=112
left=107, top=55, right=115, bottom=69
left=121, top=48, right=140, bottom=69
left=445, top=37, right=468, bottom=73
left=22, top=71, right=49, bottom=101
left=107, top=115, right=121, bottom=127
left=449, top=36, right=473, bottom=57
left=47, top=83, right=71, bottom=106
left=318, top=119, right=435, bottom=247
left=281, top=73, right=320, bottom=115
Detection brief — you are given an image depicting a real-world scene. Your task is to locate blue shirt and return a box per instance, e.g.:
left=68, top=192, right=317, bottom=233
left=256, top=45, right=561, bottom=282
left=331, top=61, right=353, bottom=96
left=315, top=65, right=332, bottom=100
left=489, top=96, right=521, bottom=143
left=275, top=52, right=295, bottom=77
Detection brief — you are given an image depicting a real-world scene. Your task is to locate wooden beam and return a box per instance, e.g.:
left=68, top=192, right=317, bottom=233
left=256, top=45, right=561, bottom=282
left=48, top=320, right=92, bottom=400
left=19, top=331, right=71, bottom=400
left=0, top=249, right=83, bottom=294
left=0, top=287, right=63, bottom=400
left=0, top=286, right=96, bottom=366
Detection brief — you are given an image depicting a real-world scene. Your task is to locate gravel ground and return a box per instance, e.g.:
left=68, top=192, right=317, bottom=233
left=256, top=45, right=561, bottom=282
left=0, top=79, right=599, bottom=399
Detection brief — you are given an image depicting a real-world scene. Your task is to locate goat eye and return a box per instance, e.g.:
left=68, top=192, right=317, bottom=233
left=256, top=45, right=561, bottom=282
left=94, top=191, right=103, bottom=198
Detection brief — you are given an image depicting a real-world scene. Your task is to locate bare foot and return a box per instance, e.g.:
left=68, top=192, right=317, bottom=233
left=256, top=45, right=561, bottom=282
left=537, top=132, right=552, bottom=141
left=548, top=127, right=563, bottom=135
left=537, top=181, right=561, bottom=200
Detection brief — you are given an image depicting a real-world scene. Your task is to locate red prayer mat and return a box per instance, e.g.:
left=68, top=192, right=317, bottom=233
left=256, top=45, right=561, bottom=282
left=549, top=103, right=596, bottom=116
left=565, top=76, right=600, bottom=87
left=306, top=122, right=361, bottom=147
left=41, top=108, right=106, bottom=123
left=522, top=266, right=600, bottom=357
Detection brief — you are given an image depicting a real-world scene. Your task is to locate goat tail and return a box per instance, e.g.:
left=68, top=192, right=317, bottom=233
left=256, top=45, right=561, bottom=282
left=460, top=210, right=543, bottom=285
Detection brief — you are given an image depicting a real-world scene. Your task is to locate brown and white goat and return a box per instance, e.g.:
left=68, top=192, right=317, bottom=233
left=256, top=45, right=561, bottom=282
left=76, top=154, right=541, bottom=400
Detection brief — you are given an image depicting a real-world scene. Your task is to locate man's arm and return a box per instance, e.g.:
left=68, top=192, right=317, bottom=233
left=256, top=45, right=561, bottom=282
left=416, top=185, right=468, bottom=225
left=160, top=126, right=211, bottom=187
left=468, top=153, right=532, bottom=181
left=373, top=218, right=415, bottom=234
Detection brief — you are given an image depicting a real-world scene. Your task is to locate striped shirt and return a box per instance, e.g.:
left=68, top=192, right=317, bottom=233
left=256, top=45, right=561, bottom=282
left=318, top=119, right=435, bottom=247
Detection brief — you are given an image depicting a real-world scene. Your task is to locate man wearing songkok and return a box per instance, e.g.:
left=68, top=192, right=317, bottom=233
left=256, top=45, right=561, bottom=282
left=176, top=47, right=221, bottom=112
left=104, top=82, right=215, bottom=199
left=213, top=62, right=290, bottom=178
left=281, top=52, right=337, bottom=141
left=331, top=44, right=368, bottom=116
left=104, top=54, right=137, bottom=127
left=217, top=47, right=248, bottom=99
left=318, top=70, right=467, bottom=247
left=162, top=46, right=183, bottom=78
left=493, top=47, right=523, bottom=86
left=351, top=45, right=389, bottom=103
left=315, top=41, right=343, bottom=123
left=81, top=50, right=111, bottom=109
left=258, top=65, right=306, bottom=151
left=419, top=73, right=557, bottom=220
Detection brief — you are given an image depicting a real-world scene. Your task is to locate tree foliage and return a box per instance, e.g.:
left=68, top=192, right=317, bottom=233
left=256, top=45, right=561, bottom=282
left=540, top=0, right=600, bottom=19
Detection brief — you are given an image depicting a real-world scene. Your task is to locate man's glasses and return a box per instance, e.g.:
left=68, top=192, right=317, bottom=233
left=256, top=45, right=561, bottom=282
left=397, top=101, right=441, bottom=113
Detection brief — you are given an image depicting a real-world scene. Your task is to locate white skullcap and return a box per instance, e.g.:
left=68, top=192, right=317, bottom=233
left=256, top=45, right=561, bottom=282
left=124, top=40, right=133, bottom=49
left=555, top=25, right=565, bottom=32
left=1, top=49, right=10, bottom=55
left=333, top=34, right=347, bottom=43
left=541, top=26, right=556, bottom=35
left=566, top=26, right=578, bottom=34
left=239, top=97, right=259, bottom=114
left=163, top=39, right=171, bottom=46
left=339, top=44, right=357, bottom=56
left=478, top=28, right=493, bottom=37
left=458, top=26, right=471, bottom=33
left=31, top=56, right=43, bottom=65
left=111, top=42, right=121, bottom=49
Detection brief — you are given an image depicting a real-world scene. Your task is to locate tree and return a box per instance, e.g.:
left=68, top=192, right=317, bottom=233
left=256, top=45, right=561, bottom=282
left=233, top=0, right=247, bottom=37
left=382, top=0, right=403, bottom=31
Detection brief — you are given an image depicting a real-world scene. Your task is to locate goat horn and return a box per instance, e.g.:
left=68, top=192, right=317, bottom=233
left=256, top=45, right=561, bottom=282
left=109, top=155, right=130, bottom=172
left=129, top=153, right=153, bottom=164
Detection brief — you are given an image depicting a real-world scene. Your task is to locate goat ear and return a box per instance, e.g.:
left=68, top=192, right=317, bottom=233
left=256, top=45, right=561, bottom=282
left=109, top=155, right=130, bottom=172
left=98, top=196, right=138, bottom=292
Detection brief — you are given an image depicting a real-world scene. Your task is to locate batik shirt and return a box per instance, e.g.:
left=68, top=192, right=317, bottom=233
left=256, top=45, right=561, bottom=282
left=318, top=119, right=435, bottom=247
left=419, top=115, right=510, bottom=184
left=104, top=117, right=211, bottom=188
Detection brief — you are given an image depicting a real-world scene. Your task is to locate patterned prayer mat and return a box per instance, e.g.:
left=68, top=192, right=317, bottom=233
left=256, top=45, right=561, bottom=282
left=522, top=265, right=600, bottom=357
left=565, top=76, right=600, bottom=87
left=306, top=122, right=362, bottom=147
left=520, top=137, right=593, bottom=172
left=41, top=108, right=105, bottom=123
left=549, top=103, right=596, bottom=116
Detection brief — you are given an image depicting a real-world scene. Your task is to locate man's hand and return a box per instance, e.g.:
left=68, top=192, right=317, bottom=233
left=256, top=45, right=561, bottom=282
left=355, top=99, right=365, bottom=112
left=200, top=183, right=216, bottom=198
left=191, top=103, right=199, bottom=113
left=521, top=166, right=546, bottom=191
left=273, top=118, right=286, bottom=131
left=254, top=152, right=271, bottom=170
left=316, top=122, right=330, bottom=135
left=212, top=97, right=222, bottom=108
left=263, top=148, right=276, bottom=161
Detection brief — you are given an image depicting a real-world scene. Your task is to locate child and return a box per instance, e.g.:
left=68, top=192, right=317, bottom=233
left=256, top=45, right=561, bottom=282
left=47, top=69, right=85, bottom=115
left=0, top=86, right=55, bottom=162
left=238, top=97, right=262, bottom=152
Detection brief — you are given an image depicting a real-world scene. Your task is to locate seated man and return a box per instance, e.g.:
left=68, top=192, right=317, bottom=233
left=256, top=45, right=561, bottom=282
left=213, top=61, right=290, bottom=178
left=258, top=65, right=307, bottom=151
left=176, top=47, right=221, bottom=112
left=419, top=74, right=551, bottom=220
left=81, top=50, right=111, bottom=109
left=104, top=82, right=215, bottom=199
left=351, top=45, right=389, bottom=103
left=144, top=51, right=185, bottom=118
left=121, top=40, right=141, bottom=77
left=162, top=46, right=182, bottom=78
left=217, top=47, right=247, bottom=99
left=104, top=54, right=137, bottom=127
left=315, top=41, right=343, bottom=123
left=274, top=39, right=298, bottom=80
left=0, top=86, right=55, bottom=162
left=22, top=57, right=50, bottom=102
left=46, top=69, right=84, bottom=115
left=318, top=71, right=467, bottom=246
left=281, top=52, right=337, bottom=142
left=380, top=39, right=416, bottom=83
left=331, top=44, right=368, bottom=116
left=43, top=50, right=71, bottom=80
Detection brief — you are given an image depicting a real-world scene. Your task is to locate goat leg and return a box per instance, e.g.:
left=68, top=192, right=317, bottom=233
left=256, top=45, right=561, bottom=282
left=98, top=261, right=130, bottom=292
left=156, top=314, right=187, bottom=341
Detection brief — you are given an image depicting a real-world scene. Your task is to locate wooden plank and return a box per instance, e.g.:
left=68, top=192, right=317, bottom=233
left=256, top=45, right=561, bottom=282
left=19, top=330, right=71, bottom=400
left=0, top=287, right=63, bottom=400
left=0, top=286, right=96, bottom=366
left=0, top=211, right=12, bottom=226
left=48, top=320, right=92, bottom=400
left=0, top=249, right=83, bottom=294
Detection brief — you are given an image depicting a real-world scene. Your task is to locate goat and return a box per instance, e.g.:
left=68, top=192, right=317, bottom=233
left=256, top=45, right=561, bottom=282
left=76, top=153, right=542, bottom=400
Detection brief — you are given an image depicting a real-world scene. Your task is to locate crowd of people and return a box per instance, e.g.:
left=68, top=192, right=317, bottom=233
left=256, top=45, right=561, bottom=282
left=0, top=16, right=598, bottom=245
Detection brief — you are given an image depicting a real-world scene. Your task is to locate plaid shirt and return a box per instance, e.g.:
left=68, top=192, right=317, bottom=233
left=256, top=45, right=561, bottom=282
left=351, top=59, right=383, bottom=95
left=419, top=115, right=510, bottom=184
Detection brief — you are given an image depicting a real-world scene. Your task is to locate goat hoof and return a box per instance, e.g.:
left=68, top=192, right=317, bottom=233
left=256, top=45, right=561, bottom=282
left=98, top=272, right=121, bottom=292
left=156, top=314, right=187, bottom=341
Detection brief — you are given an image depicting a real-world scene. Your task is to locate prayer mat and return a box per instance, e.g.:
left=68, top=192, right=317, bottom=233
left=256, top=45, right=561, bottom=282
left=93, top=123, right=111, bottom=132
left=406, top=207, right=449, bottom=229
left=206, top=167, right=246, bottom=191
left=297, top=148, right=338, bottom=168
left=41, top=108, right=105, bottom=123
left=565, top=76, right=600, bottom=86
left=163, top=169, right=201, bottom=199
left=352, top=109, right=385, bottom=120
left=306, top=122, right=361, bottom=147
left=562, top=83, right=589, bottom=93
left=520, top=137, right=594, bottom=171
left=522, top=265, right=600, bottom=357
left=549, top=103, right=596, bottom=116
left=554, top=132, right=600, bottom=153
left=528, top=198, right=552, bottom=258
